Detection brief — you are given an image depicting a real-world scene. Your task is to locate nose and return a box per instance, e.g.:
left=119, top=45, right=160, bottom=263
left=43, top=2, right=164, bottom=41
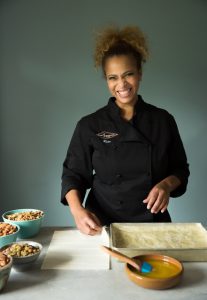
left=118, top=77, right=127, bottom=88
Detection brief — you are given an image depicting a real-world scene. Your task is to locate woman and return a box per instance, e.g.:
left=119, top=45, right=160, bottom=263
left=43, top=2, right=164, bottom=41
left=61, top=26, right=190, bottom=235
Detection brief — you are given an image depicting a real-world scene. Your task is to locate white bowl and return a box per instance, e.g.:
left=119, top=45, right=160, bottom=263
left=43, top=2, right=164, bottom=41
left=1, top=241, right=42, bottom=265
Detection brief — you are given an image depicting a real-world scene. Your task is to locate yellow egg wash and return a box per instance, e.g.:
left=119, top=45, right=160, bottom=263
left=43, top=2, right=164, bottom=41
left=134, top=259, right=180, bottom=279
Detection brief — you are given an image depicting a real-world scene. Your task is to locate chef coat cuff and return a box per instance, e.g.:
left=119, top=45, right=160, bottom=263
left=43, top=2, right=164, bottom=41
left=170, top=170, right=189, bottom=197
left=61, top=181, right=86, bottom=205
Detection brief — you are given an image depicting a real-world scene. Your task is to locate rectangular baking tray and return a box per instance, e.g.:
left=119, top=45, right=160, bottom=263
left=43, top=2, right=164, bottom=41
left=110, top=223, right=207, bottom=261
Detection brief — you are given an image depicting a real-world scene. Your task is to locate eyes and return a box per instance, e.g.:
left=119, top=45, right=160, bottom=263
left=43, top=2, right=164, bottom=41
left=107, top=72, right=135, bottom=81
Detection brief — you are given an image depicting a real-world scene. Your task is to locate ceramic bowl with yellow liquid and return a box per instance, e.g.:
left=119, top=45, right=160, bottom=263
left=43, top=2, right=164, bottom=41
left=125, top=254, right=183, bottom=290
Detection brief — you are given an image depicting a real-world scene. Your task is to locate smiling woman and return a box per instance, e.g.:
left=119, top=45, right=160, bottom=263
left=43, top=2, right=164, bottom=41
left=94, top=26, right=148, bottom=120
left=61, top=25, right=190, bottom=235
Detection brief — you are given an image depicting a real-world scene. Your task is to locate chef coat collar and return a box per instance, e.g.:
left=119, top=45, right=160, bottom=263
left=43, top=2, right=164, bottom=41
left=107, top=95, right=150, bottom=144
left=107, top=95, right=146, bottom=118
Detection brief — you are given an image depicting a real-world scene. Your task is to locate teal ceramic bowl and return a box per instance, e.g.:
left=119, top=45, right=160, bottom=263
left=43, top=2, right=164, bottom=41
left=0, top=223, right=20, bottom=248
left=2, top=209, right=44, bottom=239
left=0, top=254, right=13, bottom=292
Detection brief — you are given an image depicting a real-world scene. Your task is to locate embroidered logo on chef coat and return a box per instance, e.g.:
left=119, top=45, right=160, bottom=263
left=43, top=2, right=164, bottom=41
left=96, top=131, right=119, bottom=143
left=96, top=131, right=118, bottom=139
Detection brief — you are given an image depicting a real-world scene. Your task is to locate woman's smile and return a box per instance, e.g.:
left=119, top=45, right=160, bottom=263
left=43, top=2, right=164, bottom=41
left=117, top=88, right=132, bottom=98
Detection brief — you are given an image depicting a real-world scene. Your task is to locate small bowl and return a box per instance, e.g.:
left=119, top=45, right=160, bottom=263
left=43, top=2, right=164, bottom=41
left=125, top=254, right=183, bottom=290
left=2, top=209, right=44, bottom=239
left=1, top=241, right=42, bottom=265
left=0, top=254, right=13, bottom=292
left=0, top=222, right=20, bottom=248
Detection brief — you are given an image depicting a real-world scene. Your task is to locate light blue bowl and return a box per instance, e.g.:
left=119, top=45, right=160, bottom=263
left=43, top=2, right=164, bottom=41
left=0, top=255, right=13, bottom=292
left=2, top=209, right=44, bottom=239
left=0, top=223, right=20, bottom=248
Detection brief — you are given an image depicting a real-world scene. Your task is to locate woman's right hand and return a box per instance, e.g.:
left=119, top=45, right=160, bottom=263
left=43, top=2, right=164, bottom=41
left=72, top=206, right=102, bottom=235
left=66, top=189, right=102, bottom=235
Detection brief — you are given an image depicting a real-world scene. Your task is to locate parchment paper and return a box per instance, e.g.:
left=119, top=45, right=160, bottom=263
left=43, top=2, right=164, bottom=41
left=41, top=227, right=109, bottom=270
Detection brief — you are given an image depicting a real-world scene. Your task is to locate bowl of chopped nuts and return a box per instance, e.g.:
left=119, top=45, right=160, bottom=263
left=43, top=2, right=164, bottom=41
left=0, top=252, right=13, bottom=292
left=2, top=209, right=44, bottom=239
left=0, top=222, right=20, bottom=248
left=1, top=241, right=42, bottom=265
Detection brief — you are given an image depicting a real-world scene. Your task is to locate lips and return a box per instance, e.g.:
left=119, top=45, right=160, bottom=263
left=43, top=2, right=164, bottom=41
left=117, top=88, right=132, bottom=98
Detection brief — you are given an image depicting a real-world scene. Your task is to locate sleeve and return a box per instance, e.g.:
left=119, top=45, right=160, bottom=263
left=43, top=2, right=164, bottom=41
left=168, top=114, right=190, bottom=197
left=61, top=120, right=93, bottom=205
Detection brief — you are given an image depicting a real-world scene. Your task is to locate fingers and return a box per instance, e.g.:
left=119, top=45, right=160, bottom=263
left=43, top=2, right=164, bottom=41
left=91, top=212, right=102, bottom=227
left=75, top=210, right=102, bottom=236
left=151, top=197, right=169, bottom=214
left=161, top=203, right=168, bottom=213
left=86, top=216, right=102, bottom=235
left=143, top=186, right=169, bottom=214
left=77, top=221, right=101, bottom=236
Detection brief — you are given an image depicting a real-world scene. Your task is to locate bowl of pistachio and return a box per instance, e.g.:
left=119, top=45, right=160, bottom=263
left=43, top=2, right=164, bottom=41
left=1, top=241, right=42, bottom=264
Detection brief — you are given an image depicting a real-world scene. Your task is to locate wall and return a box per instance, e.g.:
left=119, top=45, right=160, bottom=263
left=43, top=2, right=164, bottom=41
left=0, top=0, right=207, bottom=226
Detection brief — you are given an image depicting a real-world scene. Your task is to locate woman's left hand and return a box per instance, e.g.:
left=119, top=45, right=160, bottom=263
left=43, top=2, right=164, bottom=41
left=143, top=182, right=170, bottom=214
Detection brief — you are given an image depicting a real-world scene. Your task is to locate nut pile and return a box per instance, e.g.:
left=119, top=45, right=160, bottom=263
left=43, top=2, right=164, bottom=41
left=0, top=222, right=17, bottom=236
left=0, top=252, right=10, bottom=267
left=5, top=210, right=43, bottom=221
left=4, top=243, right=40, bottom=257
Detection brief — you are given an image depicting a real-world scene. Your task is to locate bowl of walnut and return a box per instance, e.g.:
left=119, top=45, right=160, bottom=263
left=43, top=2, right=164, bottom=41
left=0, top=252, right=13, bottom=292
left=0, top=222, right=20, bottom=248
left=2, top=209, right=44, bottom=238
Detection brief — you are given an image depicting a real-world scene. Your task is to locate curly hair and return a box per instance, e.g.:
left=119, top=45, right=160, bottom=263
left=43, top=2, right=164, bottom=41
left=94, top=25, right=149, bottom=72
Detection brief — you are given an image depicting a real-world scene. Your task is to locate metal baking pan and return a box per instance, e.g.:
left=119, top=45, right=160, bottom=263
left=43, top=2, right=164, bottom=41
left=110, top=223, right=207, bottom=261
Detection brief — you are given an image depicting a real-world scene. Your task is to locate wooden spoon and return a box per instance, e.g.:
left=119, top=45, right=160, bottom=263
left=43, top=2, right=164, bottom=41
left=101, top=245, right=152, bottom=273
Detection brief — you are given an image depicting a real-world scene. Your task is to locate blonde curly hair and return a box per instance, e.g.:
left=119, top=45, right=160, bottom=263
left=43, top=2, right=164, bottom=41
left=94, top=25, right=149, bottom=72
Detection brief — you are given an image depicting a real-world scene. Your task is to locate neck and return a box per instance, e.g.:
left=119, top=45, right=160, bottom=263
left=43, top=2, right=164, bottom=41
left=120, top=106, right=134, bottom=121
left=115, top=97, right=138, bottom=121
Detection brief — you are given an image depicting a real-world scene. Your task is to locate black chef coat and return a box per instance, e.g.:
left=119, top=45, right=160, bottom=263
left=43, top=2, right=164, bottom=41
left=61, top=95, right=189, bottom=225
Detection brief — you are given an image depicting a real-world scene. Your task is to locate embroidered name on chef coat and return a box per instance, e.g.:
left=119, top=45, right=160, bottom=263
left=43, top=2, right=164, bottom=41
left=96, top=131, right=119, bottom=143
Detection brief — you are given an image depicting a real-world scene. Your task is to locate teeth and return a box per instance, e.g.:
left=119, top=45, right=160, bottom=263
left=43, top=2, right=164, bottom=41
left=118, top=89, right=131, bottom=97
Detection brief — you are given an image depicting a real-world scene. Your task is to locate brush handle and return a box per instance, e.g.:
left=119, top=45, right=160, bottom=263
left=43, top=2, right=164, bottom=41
left=100, top=245, right=141, bottom=271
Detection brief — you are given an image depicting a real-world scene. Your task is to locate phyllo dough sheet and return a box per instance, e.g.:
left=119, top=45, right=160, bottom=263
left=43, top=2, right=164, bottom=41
left=41, top=227, right=109, bottom=270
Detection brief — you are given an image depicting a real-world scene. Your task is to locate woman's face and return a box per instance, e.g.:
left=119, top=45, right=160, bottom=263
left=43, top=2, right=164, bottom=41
left=104, top=54, right=141, bottom=108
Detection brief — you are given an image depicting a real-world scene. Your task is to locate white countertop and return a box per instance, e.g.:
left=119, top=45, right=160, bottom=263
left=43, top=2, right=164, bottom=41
left=2, top=227, right=207, bottom=300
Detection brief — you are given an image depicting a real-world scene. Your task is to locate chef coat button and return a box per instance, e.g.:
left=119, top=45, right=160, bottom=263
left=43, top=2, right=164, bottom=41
left=114, top=145, right=118, bottom=150
left=116, top=174, right=122, bottom=178
left=119, top=200, right=123, bottom=205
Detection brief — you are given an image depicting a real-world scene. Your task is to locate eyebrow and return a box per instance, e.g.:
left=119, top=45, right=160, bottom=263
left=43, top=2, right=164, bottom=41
left=107, top=70, right=134, bottom=77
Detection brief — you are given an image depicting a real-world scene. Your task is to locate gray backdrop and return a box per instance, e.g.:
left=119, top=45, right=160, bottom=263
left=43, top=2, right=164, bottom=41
left=0, top=0, right=206, bottom=226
